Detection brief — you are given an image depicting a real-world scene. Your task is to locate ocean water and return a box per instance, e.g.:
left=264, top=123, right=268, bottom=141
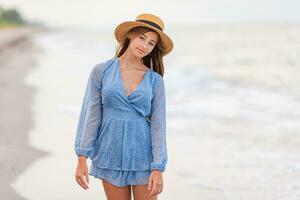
left=12, top=24, right=300, bottom=200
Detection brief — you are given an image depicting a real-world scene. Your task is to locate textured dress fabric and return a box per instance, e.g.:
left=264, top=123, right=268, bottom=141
left=74, top=56, right=168, bottom=187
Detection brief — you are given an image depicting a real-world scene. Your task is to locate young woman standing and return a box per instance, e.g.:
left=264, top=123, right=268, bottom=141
left=74, top=13, right=174, bottom=200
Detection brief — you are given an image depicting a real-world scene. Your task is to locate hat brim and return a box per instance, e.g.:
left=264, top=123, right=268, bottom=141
left=114, top=21, right=173, bottom=55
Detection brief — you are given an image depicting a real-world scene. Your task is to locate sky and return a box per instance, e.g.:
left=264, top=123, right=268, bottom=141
left=1, top=0, right=300, bottom=29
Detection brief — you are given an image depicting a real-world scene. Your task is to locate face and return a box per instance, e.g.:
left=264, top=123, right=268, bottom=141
left=128, top=31, right=159, bottom=58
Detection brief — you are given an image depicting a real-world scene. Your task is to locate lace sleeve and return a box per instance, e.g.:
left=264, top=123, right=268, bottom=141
left=74, top=63, right=104, bottom=158
left=150, top=74, right=168, bottom=172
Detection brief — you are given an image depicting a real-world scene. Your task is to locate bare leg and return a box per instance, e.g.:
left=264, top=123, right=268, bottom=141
left=132, top=184, right=158, bottom=200
left=101, top=179, right=132, bottom=200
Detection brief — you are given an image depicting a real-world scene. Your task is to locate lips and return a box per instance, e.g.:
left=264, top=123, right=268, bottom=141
left=137, top=48, right=145, bottom=54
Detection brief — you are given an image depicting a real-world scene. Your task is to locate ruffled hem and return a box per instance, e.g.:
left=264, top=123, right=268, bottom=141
left=89, top=163, right=151, bottom=187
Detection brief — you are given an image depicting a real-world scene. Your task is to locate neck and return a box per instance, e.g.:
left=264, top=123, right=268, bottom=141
left=118, top=51, right=143, bottom=69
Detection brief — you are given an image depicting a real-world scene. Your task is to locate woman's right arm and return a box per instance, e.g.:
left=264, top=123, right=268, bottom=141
left=74, top=63, right=105, bottom=189
left=74, top=63, right=105, bottom=159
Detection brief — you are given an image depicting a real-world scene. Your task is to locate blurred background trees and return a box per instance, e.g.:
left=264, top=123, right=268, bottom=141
left=0, top=5, right=26, bottom=27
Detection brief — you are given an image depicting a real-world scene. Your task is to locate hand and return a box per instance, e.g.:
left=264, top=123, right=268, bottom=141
left=148, top=170, right=163, bottom=197
left=75, top=157, right=89, bottom=190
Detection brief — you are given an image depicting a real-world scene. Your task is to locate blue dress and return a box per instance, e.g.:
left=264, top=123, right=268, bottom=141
left=74, top=56, right=168, bottom=187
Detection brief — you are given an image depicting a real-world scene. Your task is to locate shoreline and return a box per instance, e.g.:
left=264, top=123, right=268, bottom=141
left=0, top=26, right=50, bottom=199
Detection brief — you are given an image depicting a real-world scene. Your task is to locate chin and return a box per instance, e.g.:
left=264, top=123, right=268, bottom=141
left=134, top=52, right=144, bottom=59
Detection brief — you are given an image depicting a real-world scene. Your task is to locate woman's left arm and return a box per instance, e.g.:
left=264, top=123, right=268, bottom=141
left=149, top=74, right=168, bottom=172
left=148, top=74, right=168, bottom=196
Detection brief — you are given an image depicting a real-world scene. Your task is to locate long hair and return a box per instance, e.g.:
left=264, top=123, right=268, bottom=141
left=114, top=26, right=166, bottom=77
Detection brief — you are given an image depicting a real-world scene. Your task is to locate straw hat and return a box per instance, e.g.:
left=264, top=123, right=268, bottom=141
left=114, top=13, right=174, bottom=55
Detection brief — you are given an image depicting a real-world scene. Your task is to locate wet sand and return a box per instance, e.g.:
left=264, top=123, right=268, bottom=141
left=0, top=26, right=50, bottom=200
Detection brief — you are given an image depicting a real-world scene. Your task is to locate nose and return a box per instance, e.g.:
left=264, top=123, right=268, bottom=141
left=141, top=41, right=148, bottom=51
left=141, top=44, right=147, bottom=51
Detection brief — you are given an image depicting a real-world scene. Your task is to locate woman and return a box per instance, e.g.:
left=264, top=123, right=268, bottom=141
left=74, top=13, right=173, bottom=200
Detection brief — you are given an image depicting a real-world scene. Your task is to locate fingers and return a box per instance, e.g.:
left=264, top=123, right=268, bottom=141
left=147, top=177, right=153, bottom=191
left=149, top=183, right=162, bottom=197
left=158, top=183, right=163, bottom=194
left=76, top=175, right=84, bottom=189
left=77, top=174, right=89, bottom=189
left=75, top=172, right=89, bottom=190
left=148, top=178, right=163, bottom=197
left=85, top=173, right=89, bottom=184
left=81, top=172, right=89, bottom=189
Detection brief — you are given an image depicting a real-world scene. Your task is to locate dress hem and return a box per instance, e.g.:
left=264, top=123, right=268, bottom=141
left=89, top=163, right=151, bottom=187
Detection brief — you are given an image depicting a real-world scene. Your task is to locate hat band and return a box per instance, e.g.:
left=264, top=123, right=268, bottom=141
left=136, top=19, right=162, bottom=31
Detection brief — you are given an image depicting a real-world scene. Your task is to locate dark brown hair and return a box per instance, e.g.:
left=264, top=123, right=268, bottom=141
left=115, top=26, right=166, bottom=77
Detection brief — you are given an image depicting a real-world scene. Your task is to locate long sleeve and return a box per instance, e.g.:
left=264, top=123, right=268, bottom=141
left=74, top=63, right=104, bottom=158
left=149, top=75, right=168, bottom=172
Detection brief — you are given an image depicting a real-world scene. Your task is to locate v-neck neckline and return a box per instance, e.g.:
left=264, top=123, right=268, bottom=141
left=116, top=57, right=150, bottom=98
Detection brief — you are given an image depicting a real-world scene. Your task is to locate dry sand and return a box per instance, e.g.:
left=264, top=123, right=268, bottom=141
left=0, top=26, right=50, bottom=200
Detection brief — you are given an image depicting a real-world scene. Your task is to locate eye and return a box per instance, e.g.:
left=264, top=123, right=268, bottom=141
left=139, top=36, right=145, bottom=40
left=149, top=43, right=155, bottom=46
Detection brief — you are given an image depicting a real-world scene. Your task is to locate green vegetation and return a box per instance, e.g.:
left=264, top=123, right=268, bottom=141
left=0, top=5, right=27, bottom=28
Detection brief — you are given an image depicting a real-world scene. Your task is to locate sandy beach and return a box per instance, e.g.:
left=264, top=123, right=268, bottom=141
left=0, top=26, right=50, bottom=200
